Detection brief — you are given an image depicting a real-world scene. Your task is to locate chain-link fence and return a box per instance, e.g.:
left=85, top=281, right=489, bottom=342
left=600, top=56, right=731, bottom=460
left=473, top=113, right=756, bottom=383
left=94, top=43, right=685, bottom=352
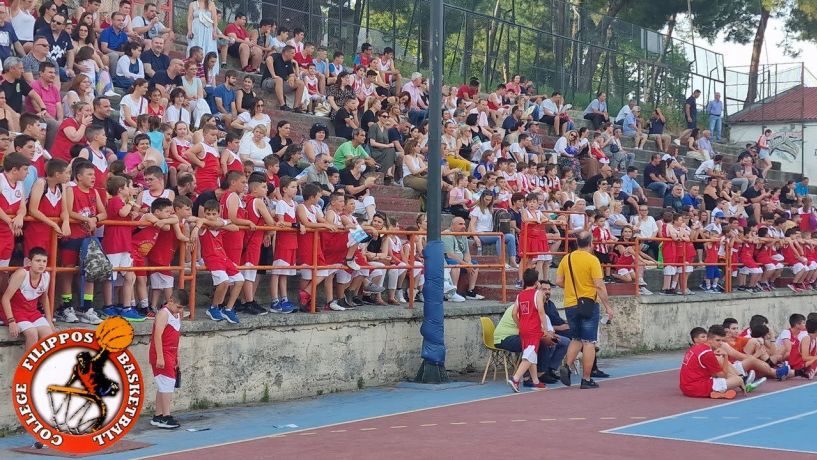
left=171, top=0, right=724, bottom=117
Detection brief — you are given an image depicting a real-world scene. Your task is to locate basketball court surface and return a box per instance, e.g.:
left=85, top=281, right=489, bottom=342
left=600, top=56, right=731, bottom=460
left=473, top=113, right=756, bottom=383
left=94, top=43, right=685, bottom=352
left=2, top=352, right=816, bottom=459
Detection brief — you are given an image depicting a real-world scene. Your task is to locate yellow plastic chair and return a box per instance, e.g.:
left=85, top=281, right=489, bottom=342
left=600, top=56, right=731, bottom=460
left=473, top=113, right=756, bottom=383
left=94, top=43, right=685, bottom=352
left=479, top=317, right=516, bottom=384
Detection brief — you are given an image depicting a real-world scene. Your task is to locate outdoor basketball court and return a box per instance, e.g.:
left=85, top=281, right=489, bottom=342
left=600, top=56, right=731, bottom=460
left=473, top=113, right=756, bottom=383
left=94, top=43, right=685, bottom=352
left=2, top=352, right=815, bottom=459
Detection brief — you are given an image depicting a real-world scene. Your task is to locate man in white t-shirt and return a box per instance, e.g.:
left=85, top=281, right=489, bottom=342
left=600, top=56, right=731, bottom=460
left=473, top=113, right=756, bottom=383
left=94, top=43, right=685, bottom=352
left=630, top=205, right=659, bottom=258
left=615, top=99, right=635, bottom=124
left=509, top=133, right=534, bottom=163
left=694, top=154, right=724, bottom=180
left=130, top=3, right=173, bottom=49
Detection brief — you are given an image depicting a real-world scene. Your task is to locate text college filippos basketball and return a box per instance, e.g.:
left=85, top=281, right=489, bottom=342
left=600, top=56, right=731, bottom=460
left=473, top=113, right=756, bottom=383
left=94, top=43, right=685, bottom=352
left=11, top=317, right=144, bottom=454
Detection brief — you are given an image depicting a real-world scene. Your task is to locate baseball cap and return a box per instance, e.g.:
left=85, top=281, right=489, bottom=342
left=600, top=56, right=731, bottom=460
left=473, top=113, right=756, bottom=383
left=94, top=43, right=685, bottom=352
left=712, top=210, right=725, bottom=219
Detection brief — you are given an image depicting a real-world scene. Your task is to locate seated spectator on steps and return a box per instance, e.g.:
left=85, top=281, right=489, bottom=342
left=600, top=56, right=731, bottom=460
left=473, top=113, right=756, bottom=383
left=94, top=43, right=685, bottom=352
left=583, top=91, right=609, bottom=129
left=222, top=12, right=262, bottom=73
left=401, top=72, right=428, bottom=126
left=643, top=153, right=669, bottom=197
left=208, top=69, right=238, bottom=126
left=333, top=128, right=377, bottom=171
left=112, top=41, right=144, bottom=89
left=22, top=36, right=59, bottom=82
left=340, top=156, right=377, bottom=221
left=333, top=96, right=360, bottom=140
left=262, top=45, right=305, bottom=113
left=647, top=108, right=672, bottom=153
left=442, top=217, right=484, bottom=302
left=99, top=12, right=129, bottom=73
left=694, top=154, right=725, bottom=181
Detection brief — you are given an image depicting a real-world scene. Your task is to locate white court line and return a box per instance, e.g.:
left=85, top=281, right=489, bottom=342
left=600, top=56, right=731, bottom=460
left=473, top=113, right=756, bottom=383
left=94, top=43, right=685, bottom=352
left=704, top=408, right=817, bottom=441
left=134, top=367, right=678, bottom=459
left=607, top=430, right=817, bottom=455
left=601, top=380, right=817, bottom=434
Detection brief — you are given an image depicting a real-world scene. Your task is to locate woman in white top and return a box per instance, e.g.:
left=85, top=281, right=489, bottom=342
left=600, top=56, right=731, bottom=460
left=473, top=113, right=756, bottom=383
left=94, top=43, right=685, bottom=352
left=11, top=0, right=36, bottom=52
left=231, top=98, right=271, bottom=137
left=469, top=192, right=517, bottom=269
left=119, top=78, right=148, bottom=131
left=401, top=138, right=427, bottom=193
left=180, top=60, right=211, bottom=125
left=62, top=74, right=95, bottom=118
left=593, top=180, right=613, bottom=210
left=607, top=200, right=628, bottom=238
left=163, top=87, right=192, bottom=126
left=113, top=42, right=145, bottom=89
left=302, top=123, right=329, bottom=164
left=238, top=124, right=273, bottom=171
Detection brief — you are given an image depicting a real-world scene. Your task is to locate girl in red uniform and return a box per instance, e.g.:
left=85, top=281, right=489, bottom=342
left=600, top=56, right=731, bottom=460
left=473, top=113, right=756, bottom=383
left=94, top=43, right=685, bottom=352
left=521, top=192, right=550, bottom=285
left=660, top=212, right=680, bottom=295
left=149, top=289, right=189, bottom=430
left=1, top=248, right=53, bottom=349
left=187, top=126, right=221, bottom=194
left=169, top=122, right=193, bottom=175
left=25, top=159, right=71, bottom=257
left=270, top=177, right=299, bottom=313
left=296, top=183, right=340, bottom=312
left=239, top=176, right=276, bottom=314
left=508, top=269, right=548, bottom=392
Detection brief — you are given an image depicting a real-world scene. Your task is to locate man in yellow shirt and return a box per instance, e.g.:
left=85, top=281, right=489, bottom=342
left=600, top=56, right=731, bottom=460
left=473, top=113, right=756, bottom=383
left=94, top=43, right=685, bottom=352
left=555, top=230, right=613, bottom=389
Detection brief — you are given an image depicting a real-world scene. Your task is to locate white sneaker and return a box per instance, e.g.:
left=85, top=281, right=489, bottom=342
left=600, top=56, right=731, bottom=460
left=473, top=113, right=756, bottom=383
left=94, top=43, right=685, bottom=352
left=639, top=286, right=653, bottom=296
left=104, top=90, right=118, bottom=97
left=58, top=306, right=79, bottom=323
left=448, top=293, right=466, bottom=302
left=78, top=309, right=103, bottom=325
left=443, top=282, right=456, bottom=294
left=638, top=278, right=647, bottom=286
left=346, top=258, right=361, bottom=271
left=465, top=291, right=485, bottom=300
left=684, top=289, right=694, bottom=295
left=396, top=290, right=406, bottom=304
left=327, top=300, right=346, bottom=311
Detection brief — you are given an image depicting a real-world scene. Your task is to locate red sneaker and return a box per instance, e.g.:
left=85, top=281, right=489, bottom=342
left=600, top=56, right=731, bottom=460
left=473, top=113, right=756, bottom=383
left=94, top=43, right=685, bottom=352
left=299, top=289, right=311, bottom=308
left=507, top=378, right=520, bottom=393
left=531, top=382, right=547, bottom=390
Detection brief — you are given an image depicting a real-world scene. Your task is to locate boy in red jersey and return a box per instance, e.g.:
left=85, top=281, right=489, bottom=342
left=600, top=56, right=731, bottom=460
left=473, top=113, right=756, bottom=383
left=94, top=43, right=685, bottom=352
left=680, top=325, right=746, bottom=399
left=269, top=177, right=299, bottom=313
left=101, top=175, right=141, bottom=321
left=131, top=197, right=182, bottom=316
left=58, top=160, right=107, bottom=325
left=201, top=199, right=244, bottom=324
left=149, top=289, right=189, bottom=430
left=147, top=196, right=197, bottom=314
left=25, top=159, right=71, bottom=259
left=76, top=126, right=112, bottom=201
left=238, top=174, right=276, bottom=315
left=792, top=318, right=817, bottom=379
left=777, top=313, right=807, bottom=361
left=0, top=153, right=30, bottom=269
left=1, top=248, right=53, bottom=349
left=508, top=269, right=548, bottom=392
left=220, top=171, right=251, bottom=268
left=187, top=126, right=221, bottom=194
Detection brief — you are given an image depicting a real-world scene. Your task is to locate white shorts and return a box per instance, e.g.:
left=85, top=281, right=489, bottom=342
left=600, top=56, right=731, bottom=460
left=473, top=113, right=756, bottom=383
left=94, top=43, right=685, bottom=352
left=663, top=266, right=677, bottom=276
left=684, top=265, right=694, bottom=273
left=0, top=259, right=9, bottom=267
left=211, top=270, right=244, bottom=285
left=18, top=316, right=49, bottom=333
left=739, top=266, right=763, bottom=275
left=711, top=377, right=728, bottom=393
left=764, top=263, right=784, bottom=270
left=810, top=261, right=817, bottom=270
left=107, top=252, right=133, bottom=281
left=300, top=268, right=337, bottom=280
left=792, top=262, right=806, bottom=275
left=772, top=254, right=785, bottom=262
left=154, top=374, right=176, bottom=393
left=617, top=268, right=634, bottom=276
left=336, top=269, right=363, bottom=284
left=242, top=264, right=257, bottom=283
left=733, top=361, right=746, bottom=376
left=521, top=344, right=538, bottom=364
left=271, top=259, right=296, bottom=276
left=149, top=272, right=175, bottom=289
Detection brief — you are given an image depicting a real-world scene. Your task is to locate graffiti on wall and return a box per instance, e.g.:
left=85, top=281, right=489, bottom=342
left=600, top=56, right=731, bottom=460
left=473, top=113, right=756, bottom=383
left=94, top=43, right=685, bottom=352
left=768, top=131, right=802, bottom=162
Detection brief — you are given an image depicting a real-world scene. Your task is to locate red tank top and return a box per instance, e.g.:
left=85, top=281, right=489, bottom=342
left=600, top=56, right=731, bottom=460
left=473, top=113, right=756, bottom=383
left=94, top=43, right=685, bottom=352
left=516, top=288, right=541, bottom=335
left=69, top=185, right=98, bottom=238
left=194, top=144, right=220, bottom=194
left=219, top=191, right=245, bottom=254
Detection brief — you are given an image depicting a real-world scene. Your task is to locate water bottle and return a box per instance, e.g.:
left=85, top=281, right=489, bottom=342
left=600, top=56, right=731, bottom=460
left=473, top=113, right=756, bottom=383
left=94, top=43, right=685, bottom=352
left=476, top=245, right=483, bottom=255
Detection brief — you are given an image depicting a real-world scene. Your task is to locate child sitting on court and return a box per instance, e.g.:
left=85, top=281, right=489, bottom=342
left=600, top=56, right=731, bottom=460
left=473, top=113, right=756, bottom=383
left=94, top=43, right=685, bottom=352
left=508, top=269, right=548, bottom=392
left=777, top=313, right=807, bottom=362
left=680, top=325, right=752, bottom=400
left=149, top=289, right=189, bottom=430
left=791, top=318, right=817, bottom=379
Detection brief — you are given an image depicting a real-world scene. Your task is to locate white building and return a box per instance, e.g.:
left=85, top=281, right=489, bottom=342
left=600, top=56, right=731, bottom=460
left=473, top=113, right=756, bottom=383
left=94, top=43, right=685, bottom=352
left=728, top=86, right=816, bottom=180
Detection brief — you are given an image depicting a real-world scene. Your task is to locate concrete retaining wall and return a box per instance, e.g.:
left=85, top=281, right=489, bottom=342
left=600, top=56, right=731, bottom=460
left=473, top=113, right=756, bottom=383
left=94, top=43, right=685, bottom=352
left=1, top=291, right=813, bottom=432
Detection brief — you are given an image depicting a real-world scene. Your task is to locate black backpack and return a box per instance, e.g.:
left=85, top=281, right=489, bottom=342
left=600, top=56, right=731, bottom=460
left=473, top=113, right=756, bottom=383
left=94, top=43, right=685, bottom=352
left=493, top=208, right=512, bottom=234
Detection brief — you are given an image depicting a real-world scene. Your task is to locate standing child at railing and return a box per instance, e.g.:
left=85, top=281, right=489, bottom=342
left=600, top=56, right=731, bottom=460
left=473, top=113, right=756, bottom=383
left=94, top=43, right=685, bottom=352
left=186, top=125, right=221, bottom=195
left=521, top=192, right=551, bottom=288
left=101, top=175, right=141, bottom=321
left=0, top=154, right=30, bottom=275
left=702, top=229, right=723, bottom=293
left=659, top=212, right=680, bottom=295
left=678, top=212, right=697, bottom=295
left=296, top=183, right=342, bottom=312
left=590, top=212, right=613, bottom=282
left=146, top=196, right=196, bottom=316
left=736, top=225, right=763, bottom=293
left=323, top=193, right=360, bottom=310
left=383, top=216, right=409, bottom=305
left=220, top=172, right=251, bottom=286
left=58, top=160, right=108, bottom=325
left=200, top=199, right=244, bottom=323
left=25, top=159, right=71, bottom=260
left=238, top=174, right=277, bottom=315
left=269, top=177, right=299, bottom=314
left=130, top=197, right=180, bottom=318
left=76, top=126, right=111, bottom=201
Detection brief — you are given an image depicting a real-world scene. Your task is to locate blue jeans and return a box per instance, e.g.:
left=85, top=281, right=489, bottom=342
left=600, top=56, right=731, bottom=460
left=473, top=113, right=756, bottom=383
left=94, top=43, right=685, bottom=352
left=479, top=234, right=517, bottom=258
left=408, top=108, right=427, bottom=127
left=708, top=115, right=722, bottom=141
left=496, top=335, right=568, bottom=373
left=565, top=304, right=600, bottom=342
left=646, top=181, right=669, bottom=197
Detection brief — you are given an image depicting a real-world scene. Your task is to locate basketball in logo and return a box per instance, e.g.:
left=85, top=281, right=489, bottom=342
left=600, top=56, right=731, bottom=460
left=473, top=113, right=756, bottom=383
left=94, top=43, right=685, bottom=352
left=11, top=317, right=144, bottom=454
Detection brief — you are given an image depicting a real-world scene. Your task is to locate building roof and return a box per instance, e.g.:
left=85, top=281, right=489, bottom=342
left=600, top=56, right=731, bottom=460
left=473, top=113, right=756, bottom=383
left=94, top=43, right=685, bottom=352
left=730, top=86, right=817, bottom=123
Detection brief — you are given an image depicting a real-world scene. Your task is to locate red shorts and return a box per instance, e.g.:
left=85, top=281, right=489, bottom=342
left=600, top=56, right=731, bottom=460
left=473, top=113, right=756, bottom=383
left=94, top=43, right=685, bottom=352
left=0, top=230, right=13, bottom=261
left=132, top=253, right=148, bottom=277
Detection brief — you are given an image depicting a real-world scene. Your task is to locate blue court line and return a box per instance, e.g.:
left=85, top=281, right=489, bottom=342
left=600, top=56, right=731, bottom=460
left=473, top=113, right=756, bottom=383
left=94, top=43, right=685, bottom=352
left=607, top=381, right=817, bottom=454
left=0, top=352, right=683, bottom=460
